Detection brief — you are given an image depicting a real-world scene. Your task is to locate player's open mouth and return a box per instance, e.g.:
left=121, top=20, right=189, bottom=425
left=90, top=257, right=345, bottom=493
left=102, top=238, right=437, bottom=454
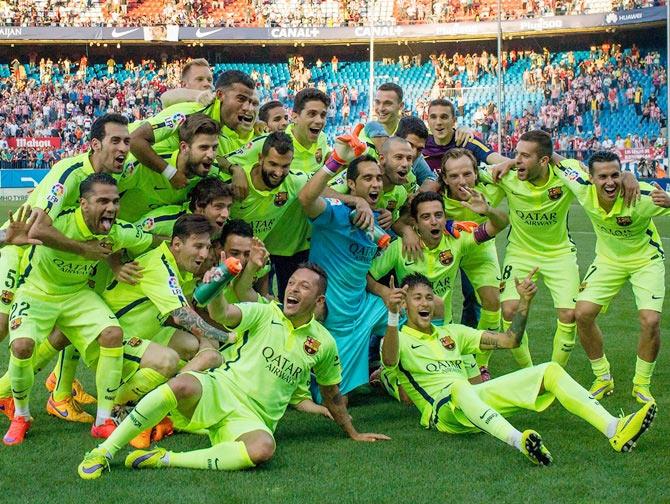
left=99, top=217, right=114, bottom=232
left=201, top=161, right=212, bottom=171
left=418, top=309, right=431, bottom=318
left=430, top=228, right=441, bottom=237
left=238, top=114, right=254, bottom=126
left=604, top=185, right=617, bottom=197
left=286, top=295, right=299, bottom=306
left=368, top=191, right=379, bottom=203
left=397, top=170, right=408, bottom=181
left=309, top=127, right=321, bottom=136
left=114, top=155, right=126, bottom=167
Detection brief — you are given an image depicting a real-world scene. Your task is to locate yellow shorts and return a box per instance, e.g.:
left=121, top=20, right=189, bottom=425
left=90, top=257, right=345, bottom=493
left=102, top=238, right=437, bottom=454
left=171, top=369, right=273, bottom=446
left=577, top=258, right=665, bottom=312
left=433, top=362, right=556, bottom=434
left=460, top=240, right=501, bottom=293
left=121, top=326, right=176, bottom=378
left=0, top=245, right=24, bottom=316
left=499, top=250, right=579, bottom=309
left=9, top=284, right=121, bottom=366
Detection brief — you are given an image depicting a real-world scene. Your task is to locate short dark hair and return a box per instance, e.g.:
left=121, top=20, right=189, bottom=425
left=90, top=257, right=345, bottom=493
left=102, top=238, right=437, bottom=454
left=296, top=261, right=328, bottom=296
left=587, top=150, right=621, bottom=175
left=259, top=100, right=285, bottom=122
left=346, top=154, right=379, bottom=182
left=293, top=88, right=330, bottom=114
left=79, top=172, right=117, bottom=199
left=401, top=273, right=433, bottom=291
left=410, top=191, right=444, bottom=220
left=377, top=82, right=403, bottom=102
left=178, top=113, right=220, bottom=144
left=218, top=218, right=253, bottom=248
left=172, top=213, right=213, bottom=242
left=89, top=113, right=128, bottom=142
left=396, top=116, right=429, bottom=140
left=188, top=177, right=233, bottom=212
left=519, top=130, right=553, bottom=159
left=214, top=70, right=255, bottom=91
left=428, top=99, right=456, bottom=116
left=261, top=131, right=294, bottom=157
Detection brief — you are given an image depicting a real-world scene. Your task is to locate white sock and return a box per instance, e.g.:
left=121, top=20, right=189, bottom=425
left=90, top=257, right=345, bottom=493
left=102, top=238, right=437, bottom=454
left=14, top=404, right=31, bottom=419
left=95, top=408, right=112, bottom=426
left=508, top=429, right=523, bottom=449
left=606, top=418, right=619, bottom=438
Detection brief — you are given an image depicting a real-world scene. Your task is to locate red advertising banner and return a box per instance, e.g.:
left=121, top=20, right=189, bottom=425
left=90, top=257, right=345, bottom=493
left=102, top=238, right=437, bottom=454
left=7, top=137, right=61, bottom=149
left=616, top=147, right=664, bottom=163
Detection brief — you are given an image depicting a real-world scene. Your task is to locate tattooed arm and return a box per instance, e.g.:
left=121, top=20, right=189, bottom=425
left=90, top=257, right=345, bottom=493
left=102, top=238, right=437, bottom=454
left=479, top=267, right=538, bottom=350
left=320, top=384, right=390, bottom=442
left=169, top=306, right=236, bottom=345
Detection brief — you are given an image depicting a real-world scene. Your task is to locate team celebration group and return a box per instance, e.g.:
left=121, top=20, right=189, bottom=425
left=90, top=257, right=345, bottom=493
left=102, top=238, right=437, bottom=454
left=0, top=58, right=666, bottom=478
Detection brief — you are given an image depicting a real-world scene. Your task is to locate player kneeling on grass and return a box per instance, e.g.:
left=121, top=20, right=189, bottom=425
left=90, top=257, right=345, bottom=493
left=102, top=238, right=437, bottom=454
left=78, top=263, right=389, bottom=480
left=381, top=273, right=656, bottom=466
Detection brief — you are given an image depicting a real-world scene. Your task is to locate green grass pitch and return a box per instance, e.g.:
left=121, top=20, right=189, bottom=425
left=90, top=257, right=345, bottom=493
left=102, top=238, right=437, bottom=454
left=0, top=200, right=668, bottom=503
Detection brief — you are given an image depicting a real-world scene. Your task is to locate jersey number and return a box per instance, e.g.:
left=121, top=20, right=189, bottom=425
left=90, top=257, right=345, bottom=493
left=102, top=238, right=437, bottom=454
left=4, top=269, right=17, bottom=289
left=10, top=301, right=30, bottom=319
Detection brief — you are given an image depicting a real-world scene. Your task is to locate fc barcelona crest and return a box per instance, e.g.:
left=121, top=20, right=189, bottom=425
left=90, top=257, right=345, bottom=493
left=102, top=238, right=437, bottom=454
left=440, top=336, right=455, bottom=350
left=439, top=250, right=454, bottom=266
left=315, top=148, right=323, bottom=164
left=274, top=191, right=288, bottom=207
left=386, top=200, right=397, bottom=212
left=1, top=290, right=13, bottom=305
left=616, top=216, right=632, bottom=227
left=304, top=336, right=321, bottom=355
left=548, top=187, right=563, bottom=200
left=10, top=317, right=21, bottom=330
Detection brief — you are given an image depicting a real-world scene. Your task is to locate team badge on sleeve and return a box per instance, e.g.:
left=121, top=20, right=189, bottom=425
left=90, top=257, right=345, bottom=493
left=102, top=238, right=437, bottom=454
left=440, top=336, right=455, bottom=350
left=1, top=290, right=14, bottom=305
left=439, top=250, right=454, bottom=266
left=163, top=112, right=187, bottom=129
left=47, top=183, right=65, bottom=204
left=142, top=218, right=155, bottom=231
left=303, top=336, right=321, bottom=355
left=10, top=317, right=21, bottom=330
left=168, top=276, right=184, bottom=297
left=274, top=191, right=288, bottom=207
left=548, top=187, right=563, bottom=200
left=315, top=148, right=323, bottom=164
left=616, top=216, right=632, bottom=227
left=386, top=200, right=397, bottom=212
left=127, top=337, right=142, bottom=347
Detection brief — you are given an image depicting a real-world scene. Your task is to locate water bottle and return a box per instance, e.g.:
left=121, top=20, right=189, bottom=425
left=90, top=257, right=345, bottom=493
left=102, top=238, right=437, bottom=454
left=193, top=256, right=243, bottom=306
left=349, top=209, right=391, bottom=249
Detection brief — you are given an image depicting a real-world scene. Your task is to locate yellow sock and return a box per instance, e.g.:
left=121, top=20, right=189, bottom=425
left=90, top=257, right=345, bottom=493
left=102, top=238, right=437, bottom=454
left=542, top=362, right=615, bottom=436
left=589, top=355, right=611, bottom=379
left=632, top=356, right=655, bottom=387
left=551, top=320, right=576, bottom=367
left=503, top=318, right=533, bottom=368
left=168, top=441, right=256, bottom=470
left=101, top=383, right=177, bottom=456
left=116, top=367, right=169, bottom=405
left=53, top=346, right=81, bottom=401
left=475, top=309, right=500, bottom=368
left=9, top=353, right=34, bottom=418
left=95, top=346, right=123, bottom=425
left=32, top=339, right=58, bottom=374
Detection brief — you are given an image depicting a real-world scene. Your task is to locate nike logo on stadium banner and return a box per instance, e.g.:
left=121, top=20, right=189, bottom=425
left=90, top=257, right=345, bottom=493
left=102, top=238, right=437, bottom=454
left=111, top=28, right=139, bottom=38
left=410, top=344, right=423, bottom=349
left=196, top=28, right=223, bottom=38
left=652, top=295, right=662, bottom=299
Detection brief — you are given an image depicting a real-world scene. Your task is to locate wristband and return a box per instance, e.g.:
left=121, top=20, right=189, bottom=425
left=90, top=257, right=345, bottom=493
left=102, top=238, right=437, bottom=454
left=322, top=155, right=344, bottom=176
left=473, top=223, right=493, bottom=243
left=387, top=311, right=399, bottom=327
left=161, top=164, right=177, bottom=180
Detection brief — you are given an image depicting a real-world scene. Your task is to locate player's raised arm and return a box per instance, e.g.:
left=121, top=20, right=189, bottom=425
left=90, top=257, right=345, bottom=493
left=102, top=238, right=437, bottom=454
left=1, top=205, right=42, bottom=247
left=479, top=267, right=538, bottom=350
left=233, top=237, right=270, bottom=302
left=460, top=187, right=509, bottom=238
left=170, top=302, right=235, bottom=345
left=381, top=276, right=408, bottom=368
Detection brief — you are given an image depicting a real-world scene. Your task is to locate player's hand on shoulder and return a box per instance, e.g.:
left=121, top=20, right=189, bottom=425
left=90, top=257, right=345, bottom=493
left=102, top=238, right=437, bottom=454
left=459, top=187, right=490, bottom=214
left=113, top=260, right=144, bottom=285
left=254, top=120, right=269, bottom=136
left=650, top=182, right=670, bottom=207
left=196, top=89, right=215, bottom=106
left=514, top=266, right=539, bottom=301
left=490, top=158, right=515, bottom=182
left=170, top=170, right=189, bottom=189
left=231, top=164, right=250, bottom=200
left=621, top=170, right=641, bottom=207
left=454, top=126, right=475, bottom=146
left=377, top=208, right=393, bottom=230
left=81, top=238, right=113, bottom=261
left=401, top=227, right=424, bottom=261
left=351, top=197, right=375, bottom=231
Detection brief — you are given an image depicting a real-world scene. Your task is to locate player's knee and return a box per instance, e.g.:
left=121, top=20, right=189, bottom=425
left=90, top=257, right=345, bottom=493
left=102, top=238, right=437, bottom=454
left=152, top=348, right=180, bottom=377
left=450, top=379, right=472, bottom=402
left=245, top=435, right=275, bottom=465
left=575, top=303, right=597, bottom=324
left=0, top=316, right=8, bottom=342
left=501, top=303, right=516, bottom=322
left=181, top=336, right=200, bottom=361
left=557, top=309, right=575, bottom=324
left=10, top=338, right=34, bottom=359
left=639, top=311, right=661, bottom=335
left=478, top=288, right=500, bottom=311
left=98, top=326, right=123, bottom=347
left=168, top=373, right=201, bottom=401
left=198, top=349, right=222, bottom=369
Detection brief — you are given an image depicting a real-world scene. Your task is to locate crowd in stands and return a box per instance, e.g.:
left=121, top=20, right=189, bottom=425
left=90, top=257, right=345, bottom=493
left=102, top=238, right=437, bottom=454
left=0, top=42, right=666, bottom=168
left=0, top=0, right=664, bottom=27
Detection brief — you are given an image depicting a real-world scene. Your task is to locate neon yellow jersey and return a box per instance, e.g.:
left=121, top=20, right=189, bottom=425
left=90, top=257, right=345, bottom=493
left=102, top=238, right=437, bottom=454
left=19, top=207, right=152, bottom=296
left=104, top=241, right=191, bottom=326
left=480, top=160, right=578, bottom=257
left=213, top=301, right=341, bottom=432
left=131, top=99, right=254, bottom=157
left=229, top=164, right=310, bottom=253
left=384, top=323, right=482, bottom=427
left=369, top=232, right=479, bottom=322
left=135, top=202, right=190, bottom=237
left=442, top=182, right=505, bottom=223
left=1, top=152, right=96, bottom=231
left=555, top=165, right=670, bottom=267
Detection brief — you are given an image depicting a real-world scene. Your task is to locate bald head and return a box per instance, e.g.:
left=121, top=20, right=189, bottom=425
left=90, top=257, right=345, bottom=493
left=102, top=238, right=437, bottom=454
left=380, top=136, right=412, bottom=156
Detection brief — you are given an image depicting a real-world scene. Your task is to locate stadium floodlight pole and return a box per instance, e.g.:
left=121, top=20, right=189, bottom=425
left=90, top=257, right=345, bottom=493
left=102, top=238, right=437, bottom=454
left=496, top=0, right=503, bottom=154
left=368, top=0, right=375, bottom=120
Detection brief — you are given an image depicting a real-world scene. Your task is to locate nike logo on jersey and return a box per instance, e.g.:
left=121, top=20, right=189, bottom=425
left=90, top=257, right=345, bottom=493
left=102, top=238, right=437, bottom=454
left=652, top=295, right=662, bottom=300
left=410, top=344, right=423, bottom=349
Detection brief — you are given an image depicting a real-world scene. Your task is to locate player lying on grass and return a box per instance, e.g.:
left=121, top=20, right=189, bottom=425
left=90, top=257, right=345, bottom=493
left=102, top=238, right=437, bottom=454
left=380, top=273, right=656, bottom=466
left=78, top=263, right=389, bottom=479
